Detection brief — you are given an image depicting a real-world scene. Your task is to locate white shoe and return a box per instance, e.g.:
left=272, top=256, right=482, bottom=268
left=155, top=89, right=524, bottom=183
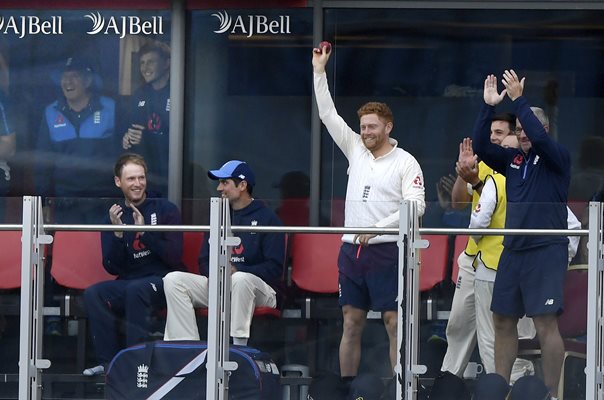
left=83, top=365, right=105, bottom=376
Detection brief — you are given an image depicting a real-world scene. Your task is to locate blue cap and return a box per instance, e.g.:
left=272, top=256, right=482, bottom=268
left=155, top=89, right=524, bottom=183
left=208, top=160, right=256, bottom=187
left=51, top=56, right=103, bottom=89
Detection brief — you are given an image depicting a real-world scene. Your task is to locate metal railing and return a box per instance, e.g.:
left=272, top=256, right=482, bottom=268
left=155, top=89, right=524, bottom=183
left=8, top=196, right=601, bottom=399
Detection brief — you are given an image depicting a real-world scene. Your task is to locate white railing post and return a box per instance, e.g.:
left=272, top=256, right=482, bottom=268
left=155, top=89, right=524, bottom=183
left=18, top=196, right=52, bottom=400
left=206, top=197, right=239, bottom=400
left=397, top=200, right=426, bottom=400
left=587, top=201, right=604, bottom=399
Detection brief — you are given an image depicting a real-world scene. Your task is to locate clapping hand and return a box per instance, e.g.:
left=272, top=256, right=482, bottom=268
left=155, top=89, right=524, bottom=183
left=483, top=74, right=507, bottom=106
left=501, top=69, right=525, bottom=101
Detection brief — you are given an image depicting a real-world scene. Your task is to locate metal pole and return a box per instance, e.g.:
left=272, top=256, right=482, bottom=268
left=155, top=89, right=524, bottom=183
left=168, top=0, right=185, bottom=206
left=18, top=196, right=52, bottom=400
left=206, top=198, right=239, bottom=400
left=586, top=201, right=604, bottom=399
left=309, top=0, right=323, bottom=226
left=397, top=200, right=426, bottom=400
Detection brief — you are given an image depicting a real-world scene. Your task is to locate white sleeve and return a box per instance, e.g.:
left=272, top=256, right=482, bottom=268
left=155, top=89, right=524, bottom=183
left=313, top=72, right=359, bottom=159
left=469, top=177, right=497, bottom=243
left=566, top=207, right=581, bottom=262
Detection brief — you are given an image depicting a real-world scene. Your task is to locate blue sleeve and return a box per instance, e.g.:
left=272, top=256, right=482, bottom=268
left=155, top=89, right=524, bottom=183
left=472, top=103, right=509, bottom=175
left=236, top=224, right=286, bottom=284
left=101, top=229, right=128, bottom=276
left=513, top=96, right=570, bottom=174
left=139, top=202, right=184, bottom=268
left=0, top=97, right=14, bottom=136
left=198, top=238, right=209, bottom=277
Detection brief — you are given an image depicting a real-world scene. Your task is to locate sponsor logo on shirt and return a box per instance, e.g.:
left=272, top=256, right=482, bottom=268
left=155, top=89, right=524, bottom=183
left=232, top=244, right=244, bottom=255
left=511, top=154, right=524, bottom=169
left=533, top=155, right=540, bottom=165
left=412, top=175, right=423, bottom=188
left=474, top=203, right=481, bottom=213
left=53, top=114, right=66, bottom=128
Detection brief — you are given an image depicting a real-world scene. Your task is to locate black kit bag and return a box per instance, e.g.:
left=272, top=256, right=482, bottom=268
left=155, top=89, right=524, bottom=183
left=105, top=341, right=281, bottom=400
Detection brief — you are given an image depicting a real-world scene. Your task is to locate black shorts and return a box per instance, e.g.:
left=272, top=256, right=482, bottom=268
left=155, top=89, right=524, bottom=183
left=491, top=244, right=567, bottom=318
left=337, top=242, right=399, bottom=312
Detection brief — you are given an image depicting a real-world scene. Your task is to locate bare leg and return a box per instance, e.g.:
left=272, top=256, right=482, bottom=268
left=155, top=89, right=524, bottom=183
left=383, top=310, right=398, bottom=375
left=493, top=312, right=519, bottom=383
left=533, top=314, right=564, bottom=397
left=339, top=305, right=367, bottom=377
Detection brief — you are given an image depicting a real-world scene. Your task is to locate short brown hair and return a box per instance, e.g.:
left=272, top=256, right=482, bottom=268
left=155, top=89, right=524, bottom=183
left=139, top=41, right=171, bottom=61
left=114, top=153, right=148, bottom=178
left=357, top=102, right=394, bottom=125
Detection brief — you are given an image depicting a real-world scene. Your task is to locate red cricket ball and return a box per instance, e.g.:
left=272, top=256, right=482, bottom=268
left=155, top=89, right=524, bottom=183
left=319, top=41, right=332, bottom=54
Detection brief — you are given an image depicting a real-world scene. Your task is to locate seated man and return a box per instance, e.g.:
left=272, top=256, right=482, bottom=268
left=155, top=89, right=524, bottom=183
left=83, top=153, right=184, bottom=376
left=163, top=160, right=285, bottom=346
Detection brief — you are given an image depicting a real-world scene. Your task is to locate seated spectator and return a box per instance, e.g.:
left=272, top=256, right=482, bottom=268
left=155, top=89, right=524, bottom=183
left=36, top=56, right=117, bottom=224
left=82, top=153, right=183, bottom=376
left=163, top=160, right=285, bottom=346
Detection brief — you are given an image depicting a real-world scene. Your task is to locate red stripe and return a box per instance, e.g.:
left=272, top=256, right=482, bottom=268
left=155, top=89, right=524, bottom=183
left=0, top=0, right=170, bottom=9
left=0, top=0, right=306, bottom=9
left=186, top=0, right=307, bottom=9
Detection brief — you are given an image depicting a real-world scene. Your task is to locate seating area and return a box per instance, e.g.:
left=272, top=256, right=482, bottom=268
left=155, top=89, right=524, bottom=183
left=1, top=230, right=587, bottom=398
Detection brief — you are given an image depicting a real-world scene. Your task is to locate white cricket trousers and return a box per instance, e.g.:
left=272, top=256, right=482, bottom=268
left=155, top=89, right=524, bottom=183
left=162, top=271, right=276, bottom=341
left=441, top=253, right=535, bottom=383
left=441, top=252, right=477, bottom=376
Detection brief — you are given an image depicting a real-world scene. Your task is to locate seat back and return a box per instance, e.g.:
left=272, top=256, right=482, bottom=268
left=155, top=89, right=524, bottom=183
left=51, top=231, right=114, bottom=290
left=419, top=235, right=449, bottom=292
left=290, top=233, right=340, bottom=294
left=182, top=231, right=205, bottom=274
left=0, top=231, right=22, bottom=289
left=559, top=265, right=588, bottom=338
left=451, top=235, right=469, bottom=285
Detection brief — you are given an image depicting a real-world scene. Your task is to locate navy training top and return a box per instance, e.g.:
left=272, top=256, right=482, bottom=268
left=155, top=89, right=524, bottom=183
left=472, top=96, right=570, bottom=250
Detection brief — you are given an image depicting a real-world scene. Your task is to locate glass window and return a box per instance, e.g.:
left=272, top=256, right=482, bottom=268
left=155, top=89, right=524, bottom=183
left=321, top=8, right=604, bottom=228
left=183, top=8, right=313, bottom=225
left=0, top=9, right=170, bottom=223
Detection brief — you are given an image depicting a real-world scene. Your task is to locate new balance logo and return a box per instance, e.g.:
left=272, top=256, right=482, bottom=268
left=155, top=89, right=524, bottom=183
left=545, top=299, right=554, bottom=306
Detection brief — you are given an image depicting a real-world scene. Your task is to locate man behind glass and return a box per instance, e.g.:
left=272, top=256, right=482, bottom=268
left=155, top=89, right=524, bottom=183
left=312, top=43, right=426, bottom=381
left=82, top=153, right=183, bottom=376
left=121, top=41, right=171, bottom=196
left=35, top=56, right=117, bottom=223
left=473, top=71, right=570, bottom=399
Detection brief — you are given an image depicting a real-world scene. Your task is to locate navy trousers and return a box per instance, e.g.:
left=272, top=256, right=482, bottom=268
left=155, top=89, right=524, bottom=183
left=84, top=276, right=166, bottom=364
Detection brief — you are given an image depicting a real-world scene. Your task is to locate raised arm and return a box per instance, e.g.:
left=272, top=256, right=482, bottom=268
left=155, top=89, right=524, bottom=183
left=312, top=44, right=358, bottom=156
left=451, top=138, right=480, bottom=209
left=472, top=75, right=508, bottom=174
left=502, top=70, right=569, bottom=173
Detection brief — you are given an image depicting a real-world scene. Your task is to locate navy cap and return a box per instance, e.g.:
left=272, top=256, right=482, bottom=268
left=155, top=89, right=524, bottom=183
left=473, top=373, right=510, bottom=400
left=347, top=373, right=384, bottom=400
left=51, top=56, right=102, bottom=89
left=509, top=376, right=550, bottom=400
left=208, top=160, right=256, bottom=187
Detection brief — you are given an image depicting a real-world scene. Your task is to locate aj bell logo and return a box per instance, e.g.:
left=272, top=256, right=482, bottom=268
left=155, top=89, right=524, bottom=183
left=212, top=10, right=291, bottom=37
left=0, top=16, right=63, bottom=39
left=85, top=12, right=164, bottom=38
